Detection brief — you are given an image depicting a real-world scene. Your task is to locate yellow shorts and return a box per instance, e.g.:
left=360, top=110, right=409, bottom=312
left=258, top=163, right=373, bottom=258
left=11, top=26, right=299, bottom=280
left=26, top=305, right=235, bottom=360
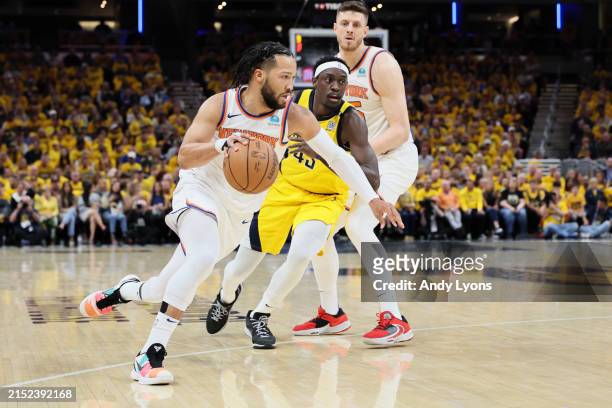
left=249, top=175, right=347, bottom=255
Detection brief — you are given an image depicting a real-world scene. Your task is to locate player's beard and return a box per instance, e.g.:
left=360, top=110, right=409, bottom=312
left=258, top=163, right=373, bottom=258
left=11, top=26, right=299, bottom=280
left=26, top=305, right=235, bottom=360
left=339, top=36, right=362, bottom=52
left=261, top=80, right=285, bottom=110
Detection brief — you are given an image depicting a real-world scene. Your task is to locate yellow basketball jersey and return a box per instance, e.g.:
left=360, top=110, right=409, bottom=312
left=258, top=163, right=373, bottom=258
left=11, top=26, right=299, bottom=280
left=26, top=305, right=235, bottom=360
left=279, top=89, right=352, bottom=196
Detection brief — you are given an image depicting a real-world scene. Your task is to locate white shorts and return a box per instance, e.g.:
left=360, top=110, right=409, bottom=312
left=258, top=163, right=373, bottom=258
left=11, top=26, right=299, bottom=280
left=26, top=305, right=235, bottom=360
left=165, top=174, right=252, bottom=260
left=336, top=141, right=419, bottom=231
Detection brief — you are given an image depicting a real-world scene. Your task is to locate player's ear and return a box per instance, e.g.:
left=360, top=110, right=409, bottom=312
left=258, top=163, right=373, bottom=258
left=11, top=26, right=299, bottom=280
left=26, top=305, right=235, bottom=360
left=364, top=25, right=369, bottom=37
left=312, top=76, right=318, bottom=88
left=254, top=68, right=264, bottom=83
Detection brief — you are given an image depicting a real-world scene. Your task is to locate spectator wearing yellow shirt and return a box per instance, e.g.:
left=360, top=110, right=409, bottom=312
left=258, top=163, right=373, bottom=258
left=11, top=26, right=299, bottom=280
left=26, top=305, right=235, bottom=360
left=135, top=128, right=157, bottom=156
left=36, top=154, right=55, bottom=177
left=119, top=151, right=143, bottom=175
left=0, top=152, right=15, bottom=174
left=70, top=171, right=84, bottom=198
left=459, top=179, right=485, bottom=239
left=564, top=184, right=587, bottom=224
left=415, top=180, right=439, bottom=209
left=542, top=191, right=578, bottom=239
left=168, top=105, right=190, bottom=128
left=108, top=122, right=124, bottom=145
left=35, top=186, right=59, bottom=244
left=430, top=169, right=442, bottom=191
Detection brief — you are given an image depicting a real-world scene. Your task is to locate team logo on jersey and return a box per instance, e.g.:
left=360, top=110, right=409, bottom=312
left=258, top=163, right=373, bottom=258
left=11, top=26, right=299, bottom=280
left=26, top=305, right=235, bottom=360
left=268, top=115, right=280, bottom=126
left=326, top=121, right=336, bottom=131
left=358, top=67, right=367, bottom=77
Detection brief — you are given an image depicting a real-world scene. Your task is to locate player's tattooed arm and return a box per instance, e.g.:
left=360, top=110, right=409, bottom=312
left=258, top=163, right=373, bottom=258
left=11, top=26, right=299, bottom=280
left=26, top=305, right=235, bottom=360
left=340, top=107, right=379, bottom=190
left=178, top=93, right=248, bottom=169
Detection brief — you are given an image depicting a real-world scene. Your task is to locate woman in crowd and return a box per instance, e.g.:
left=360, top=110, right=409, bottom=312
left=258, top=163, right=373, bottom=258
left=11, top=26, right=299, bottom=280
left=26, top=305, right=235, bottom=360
left=106, top=180, right=128, bottom=245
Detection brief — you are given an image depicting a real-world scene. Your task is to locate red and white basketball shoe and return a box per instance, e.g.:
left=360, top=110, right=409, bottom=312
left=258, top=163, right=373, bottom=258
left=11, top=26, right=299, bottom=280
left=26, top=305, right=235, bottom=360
left=292, top=306, right=351, bottom=336
left=362, top=311, right=414, bottom=346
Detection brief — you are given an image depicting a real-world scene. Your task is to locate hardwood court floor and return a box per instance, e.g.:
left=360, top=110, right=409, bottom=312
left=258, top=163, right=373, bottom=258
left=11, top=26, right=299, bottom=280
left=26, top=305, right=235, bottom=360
left=1, top=241, right=612, bottom=407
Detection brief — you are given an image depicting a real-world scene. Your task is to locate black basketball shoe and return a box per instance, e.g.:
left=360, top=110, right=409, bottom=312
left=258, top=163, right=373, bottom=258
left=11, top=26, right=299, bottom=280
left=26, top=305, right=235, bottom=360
left=206, top=284, right=242, bottom=334
left=245, top=310, right=276, bottom=349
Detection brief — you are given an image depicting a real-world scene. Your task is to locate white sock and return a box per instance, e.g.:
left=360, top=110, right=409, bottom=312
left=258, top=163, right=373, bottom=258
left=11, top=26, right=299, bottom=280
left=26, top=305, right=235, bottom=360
left=380, top=302, right=402, bottom=319
left=253, top=300, right=273, bottom=315
left=221, top=245, right=266, bottom=304
left=255, top=221, right=330, bottom=314
left=312, top=238, right=340, bottom=315
left=141, top=312, right=179, bottom=353
left=120, top=245, right=186, bottom=303
left=119, top=280, right=143, bottom=302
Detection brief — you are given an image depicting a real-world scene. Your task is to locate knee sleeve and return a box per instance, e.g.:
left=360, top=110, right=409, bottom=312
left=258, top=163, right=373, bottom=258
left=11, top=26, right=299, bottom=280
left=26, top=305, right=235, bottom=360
left=162, top=209, right=220, bottom=311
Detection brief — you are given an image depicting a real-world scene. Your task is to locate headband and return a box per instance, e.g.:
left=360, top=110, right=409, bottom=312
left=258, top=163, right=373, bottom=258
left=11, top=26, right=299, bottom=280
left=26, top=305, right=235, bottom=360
left=313, top=61, right=349, bottom=78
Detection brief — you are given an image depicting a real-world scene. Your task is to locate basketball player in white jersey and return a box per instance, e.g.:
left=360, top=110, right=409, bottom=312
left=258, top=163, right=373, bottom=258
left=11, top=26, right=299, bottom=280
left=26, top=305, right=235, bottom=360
left=77, top=41, right=401, bottom=385
left=298, top=1, right=419, bottom=345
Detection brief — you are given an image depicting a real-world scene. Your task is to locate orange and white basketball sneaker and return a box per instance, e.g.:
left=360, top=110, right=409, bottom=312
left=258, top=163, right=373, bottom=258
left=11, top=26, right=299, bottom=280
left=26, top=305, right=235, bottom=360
left=362, top=311, right=414, bottom=346
left=79, top=274, right=140, bottom=318
left=292, top=306, right=351, bottom=336
left=130, top=343, right=174, bottom=385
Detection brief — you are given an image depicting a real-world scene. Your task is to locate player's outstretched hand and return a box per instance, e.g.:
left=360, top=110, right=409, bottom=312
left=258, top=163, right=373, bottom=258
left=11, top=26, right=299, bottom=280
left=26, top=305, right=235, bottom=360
left=288, top=134, right=319, bottom=159
left=368, top=198, right=404, bottom=229
left=225, top=133, right=251, bottom=154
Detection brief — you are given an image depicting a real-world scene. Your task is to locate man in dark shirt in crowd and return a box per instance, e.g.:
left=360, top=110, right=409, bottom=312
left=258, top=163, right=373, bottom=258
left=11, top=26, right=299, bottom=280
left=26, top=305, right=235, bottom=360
left=500, top=177, right=527, bottom=238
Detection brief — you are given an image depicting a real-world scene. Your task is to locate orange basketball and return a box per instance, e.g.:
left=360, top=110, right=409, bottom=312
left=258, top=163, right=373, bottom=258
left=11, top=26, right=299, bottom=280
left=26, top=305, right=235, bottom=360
left=223, top=138, right=279, bottom=194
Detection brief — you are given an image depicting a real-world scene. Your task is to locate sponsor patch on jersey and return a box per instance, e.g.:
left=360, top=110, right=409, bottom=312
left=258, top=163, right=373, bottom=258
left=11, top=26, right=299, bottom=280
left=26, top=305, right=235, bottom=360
left=268, top=115, right=280, bottom=126
left=326, top=121, right=336, bottom=131
left=357, top=67, right=367, bottom=77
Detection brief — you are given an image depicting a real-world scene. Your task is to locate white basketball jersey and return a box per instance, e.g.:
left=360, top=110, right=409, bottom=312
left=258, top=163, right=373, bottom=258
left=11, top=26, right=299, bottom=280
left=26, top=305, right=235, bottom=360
left=182, top=86, right=290, bottom=214
left=341, top=46, right=413, bottom=146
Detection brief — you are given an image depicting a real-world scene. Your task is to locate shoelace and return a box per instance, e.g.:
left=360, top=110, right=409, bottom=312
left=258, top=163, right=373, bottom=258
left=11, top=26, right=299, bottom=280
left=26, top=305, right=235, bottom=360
left=209, top=300, right=228, bottom=322
left=252, top=316, right=271, bottom=337
left=375, top=312, right=393, bottom=330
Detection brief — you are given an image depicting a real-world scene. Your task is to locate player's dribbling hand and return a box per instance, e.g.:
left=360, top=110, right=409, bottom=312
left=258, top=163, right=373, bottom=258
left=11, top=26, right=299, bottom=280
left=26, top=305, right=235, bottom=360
left=369, top=198, right=404, bottom=229
left=225, top=133, right=251, bottom=154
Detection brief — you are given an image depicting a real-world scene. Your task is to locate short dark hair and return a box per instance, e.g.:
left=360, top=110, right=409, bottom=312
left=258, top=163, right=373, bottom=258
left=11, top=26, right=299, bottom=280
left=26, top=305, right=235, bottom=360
left=232, top=41, right=293, bottom=87
left=337, top=1, right=369, bottom=23
left=313, top=56, right=349, bottom=77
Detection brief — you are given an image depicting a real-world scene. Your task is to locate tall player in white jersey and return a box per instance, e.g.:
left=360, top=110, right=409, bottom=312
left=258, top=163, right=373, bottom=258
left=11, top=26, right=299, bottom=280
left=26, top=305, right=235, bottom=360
left=77, top=41, right=401, bottom=385
left=298, top=1, right=419, bottom=346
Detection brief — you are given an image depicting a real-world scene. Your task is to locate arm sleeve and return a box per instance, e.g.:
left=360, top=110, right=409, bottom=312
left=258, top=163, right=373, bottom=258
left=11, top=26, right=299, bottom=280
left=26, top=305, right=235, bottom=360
left=305, top=128, right=378, bottom=203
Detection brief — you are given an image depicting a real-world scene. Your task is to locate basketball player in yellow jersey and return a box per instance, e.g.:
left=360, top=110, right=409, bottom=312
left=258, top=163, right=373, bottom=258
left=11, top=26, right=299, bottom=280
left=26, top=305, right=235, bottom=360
left=305, top=1, right=420, bottom=346
left=77, top=42, right=402, bottom=384
left=206, top=57, right=383, bottom=348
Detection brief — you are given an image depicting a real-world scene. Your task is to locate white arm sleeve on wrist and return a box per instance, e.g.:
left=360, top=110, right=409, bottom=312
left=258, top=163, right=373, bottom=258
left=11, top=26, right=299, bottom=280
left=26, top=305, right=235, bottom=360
left=305, top=128, right=378, bottom=203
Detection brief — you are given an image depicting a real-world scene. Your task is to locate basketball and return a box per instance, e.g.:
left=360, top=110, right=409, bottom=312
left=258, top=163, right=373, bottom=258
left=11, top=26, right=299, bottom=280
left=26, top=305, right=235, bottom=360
left=223, top=138, right=279, bottom=194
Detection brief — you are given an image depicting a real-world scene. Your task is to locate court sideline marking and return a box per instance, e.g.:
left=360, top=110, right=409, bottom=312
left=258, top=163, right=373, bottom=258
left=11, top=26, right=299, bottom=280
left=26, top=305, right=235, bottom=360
left=4, top=314, right=612, bottom=387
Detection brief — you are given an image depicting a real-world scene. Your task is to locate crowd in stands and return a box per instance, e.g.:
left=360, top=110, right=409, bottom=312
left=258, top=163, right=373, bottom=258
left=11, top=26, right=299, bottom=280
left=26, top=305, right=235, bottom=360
left=570, top=67, right=611, bottom=159
left=384, top=55, right=611, bottom=241
left=0, top=47, right=610, bottom=247
left=0, top=49, right=183, bottom=246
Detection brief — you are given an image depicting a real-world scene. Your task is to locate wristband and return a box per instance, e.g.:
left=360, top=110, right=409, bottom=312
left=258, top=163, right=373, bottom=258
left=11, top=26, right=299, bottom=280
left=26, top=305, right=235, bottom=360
left=214, top=138, right=228, bottom=153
